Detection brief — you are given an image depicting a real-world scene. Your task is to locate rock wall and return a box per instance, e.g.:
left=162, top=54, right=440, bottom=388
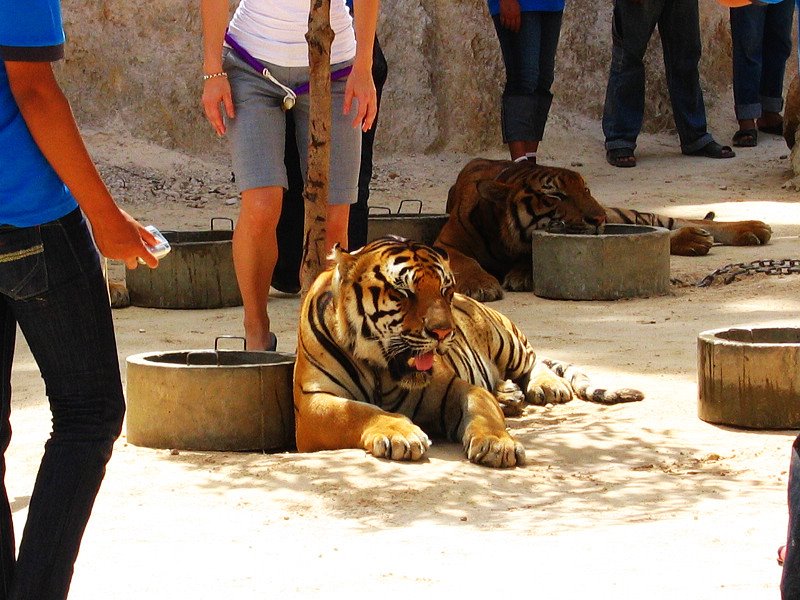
left=58, top=0, right=749, bottom=156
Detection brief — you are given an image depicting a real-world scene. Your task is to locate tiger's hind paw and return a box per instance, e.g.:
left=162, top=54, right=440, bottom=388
left=670, top=227, right=713, bottom=256
left=502, top=265, right=533, bottom=292
left=495, top=379, right=525, bottom=417
left=456, top=280, right=505, bottom=302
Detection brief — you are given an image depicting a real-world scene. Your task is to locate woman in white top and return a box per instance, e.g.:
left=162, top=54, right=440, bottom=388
left=200, top=0, right=379, bottom=351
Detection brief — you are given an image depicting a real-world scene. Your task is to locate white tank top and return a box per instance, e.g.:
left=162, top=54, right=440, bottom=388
left=227, top=0, right=356, bottom=67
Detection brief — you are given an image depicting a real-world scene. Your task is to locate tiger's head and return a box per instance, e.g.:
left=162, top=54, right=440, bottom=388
left=475, top=162, right=607, bottom=255
left=329, top=236, right=456, bottom=389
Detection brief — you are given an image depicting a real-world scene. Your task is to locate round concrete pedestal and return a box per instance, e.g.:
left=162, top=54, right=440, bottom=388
left=531, top=224, right=670, bottom=300
left=126, top=349, right=296, bottom=451
left=698, top=327, right=800, bottom=429
left=126, top=220, right=242, bottom=309
left=367, top=201, right=448, bottom=245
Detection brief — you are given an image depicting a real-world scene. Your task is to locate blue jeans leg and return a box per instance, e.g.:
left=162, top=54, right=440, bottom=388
left=602, top=0, right=661, bottom=151
left=0, top=208, right=125, bottom=600
left=658, top=0, right=712, bottom=152
left=730, top=4, right=766, bottom=120
left=731, top=0, right=793, bottom=120
left=760, top=0, right=794, bottom=113
left=494, top=11, right=563, bottom=143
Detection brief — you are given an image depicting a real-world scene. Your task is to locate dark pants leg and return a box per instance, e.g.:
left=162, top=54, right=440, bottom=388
left=658, top=0, right=712, bottom=152
left=760, top=0, right=794, bottom=113
left=730, top=0, right=793, bottom=120
left=0, top=208, right=125, bottom=600
left=493, top=11, right=563, bottom=143
left=602, top=0, right=662, bottom=151
left=273, top=38, right=388, bottom=292
left=782, top=434, right=800, bottom=598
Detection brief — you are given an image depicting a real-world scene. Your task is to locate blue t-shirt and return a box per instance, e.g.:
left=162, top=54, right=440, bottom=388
left=0, top=0, right=78, bottom=227
left=488, top=0, right=565, bottom=15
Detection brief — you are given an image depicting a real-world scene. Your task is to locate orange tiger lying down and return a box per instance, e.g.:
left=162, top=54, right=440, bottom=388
left=293, top=237, right=643, bottom=468
left=434, top=158, right=772, bottom=302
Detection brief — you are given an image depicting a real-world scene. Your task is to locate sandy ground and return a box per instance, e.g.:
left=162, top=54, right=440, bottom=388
left=7, top=112, right=800, bottom=599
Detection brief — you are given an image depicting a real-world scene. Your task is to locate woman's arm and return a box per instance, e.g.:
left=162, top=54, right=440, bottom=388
left=5, top=60, right=157, bottom=269
left=345, top=0, right=379, bottom=131
left=200, top=0, right=234, bottom=136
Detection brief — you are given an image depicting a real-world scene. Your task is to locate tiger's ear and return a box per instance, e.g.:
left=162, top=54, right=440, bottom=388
left=475, top=179, right=512, bottom=204
left=330, top=243, right=358, bottom=277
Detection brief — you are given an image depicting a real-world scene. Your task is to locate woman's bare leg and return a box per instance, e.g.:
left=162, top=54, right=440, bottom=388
left=233, top=186, right=282, bottom=350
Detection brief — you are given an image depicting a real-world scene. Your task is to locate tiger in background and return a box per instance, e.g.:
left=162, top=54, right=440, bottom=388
left=435, top=158, right=773, bottom=302
left=293, top=236, right=643, bottom=468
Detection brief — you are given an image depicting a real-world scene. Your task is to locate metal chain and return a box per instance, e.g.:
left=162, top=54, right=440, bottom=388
left=695, top=258, right=800, bottom=287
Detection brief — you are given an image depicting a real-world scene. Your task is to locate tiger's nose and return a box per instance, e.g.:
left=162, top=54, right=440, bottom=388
left=429, top=327, right=453, bottom=341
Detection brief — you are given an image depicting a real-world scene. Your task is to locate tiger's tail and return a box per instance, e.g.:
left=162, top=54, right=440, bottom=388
left=541, top=358, right=644, bottom=404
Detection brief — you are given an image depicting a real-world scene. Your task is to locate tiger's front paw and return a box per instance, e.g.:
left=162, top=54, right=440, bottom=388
left=361, top=416, right=431, bottom=461
left=464, top=430, right=525, bottom=468
left=727, top=221, right=772, bottom=246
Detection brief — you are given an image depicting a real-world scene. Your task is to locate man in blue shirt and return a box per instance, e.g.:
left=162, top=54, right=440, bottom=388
left=0, top=1, right=158, bottom=597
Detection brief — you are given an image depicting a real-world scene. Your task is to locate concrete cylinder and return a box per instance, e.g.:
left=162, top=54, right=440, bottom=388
left=367, top=202, right=448, bottom=245
left=126, top=350, right=296, bottom=451
left=698, top=327, right=800, bottom=429
left=126, top=226, right=242, bottom=309
left=531, top=224, right=670, bottom=300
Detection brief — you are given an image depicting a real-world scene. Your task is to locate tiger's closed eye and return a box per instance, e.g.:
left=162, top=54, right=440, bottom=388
left=387, top=288, right=406, bottom=302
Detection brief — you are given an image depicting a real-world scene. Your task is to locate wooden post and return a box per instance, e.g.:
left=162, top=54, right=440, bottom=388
left=300, top=0, right=334, bottom=294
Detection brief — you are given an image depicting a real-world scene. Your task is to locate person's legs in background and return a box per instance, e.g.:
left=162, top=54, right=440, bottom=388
left=758, top=0, right=794, bottom=133
left=493, top=12, right=544, bottom=161
left=527, top=10, right=564, bottom=164
left=602, top=0, right=662, bottom=166
left=730, top=4, right=766, bottom=146
left=659, top=0, right=718, bottom=155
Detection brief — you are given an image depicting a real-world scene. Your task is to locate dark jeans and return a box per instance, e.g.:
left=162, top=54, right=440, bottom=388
left=273, top=37, right=388, bottom=292
left=492, top=10, right=563, bottom=143
left=782, top=434, right=800, bottom=598
left=0, top=208, right=125, bottom=600
left=730, top=0, right=794, bottom=121
left=602, top=0, right=712, bottom=153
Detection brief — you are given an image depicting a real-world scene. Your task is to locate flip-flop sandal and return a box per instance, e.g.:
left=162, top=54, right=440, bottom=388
left=758, top=122, right=784, bottom=136
left=732, top=128, right=757, bottom=147
left=606, top=147, right=636, bottom=168
left=267, top=332, right=278, bottom=352
left=684, top=141, right=736, bottom=159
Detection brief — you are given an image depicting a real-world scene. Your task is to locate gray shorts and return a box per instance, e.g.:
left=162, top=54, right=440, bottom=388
left=222, top=47, right=361, bottom=205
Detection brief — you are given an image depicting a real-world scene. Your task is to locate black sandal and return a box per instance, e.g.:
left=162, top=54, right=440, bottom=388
left=606, top=147, right=636, bottom=168
left=758, top=121, right=784, bottom=136
left=732, top=128, right=757, bottom=148
left=684, top=141, right=735, bottom=159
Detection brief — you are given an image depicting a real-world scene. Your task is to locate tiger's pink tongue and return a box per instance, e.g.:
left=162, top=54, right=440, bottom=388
left=413, top=352, right=435, bottom=371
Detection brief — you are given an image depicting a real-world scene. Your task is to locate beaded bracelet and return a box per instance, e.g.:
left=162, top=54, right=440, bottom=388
left=202, top=71, right=228, bottom=81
